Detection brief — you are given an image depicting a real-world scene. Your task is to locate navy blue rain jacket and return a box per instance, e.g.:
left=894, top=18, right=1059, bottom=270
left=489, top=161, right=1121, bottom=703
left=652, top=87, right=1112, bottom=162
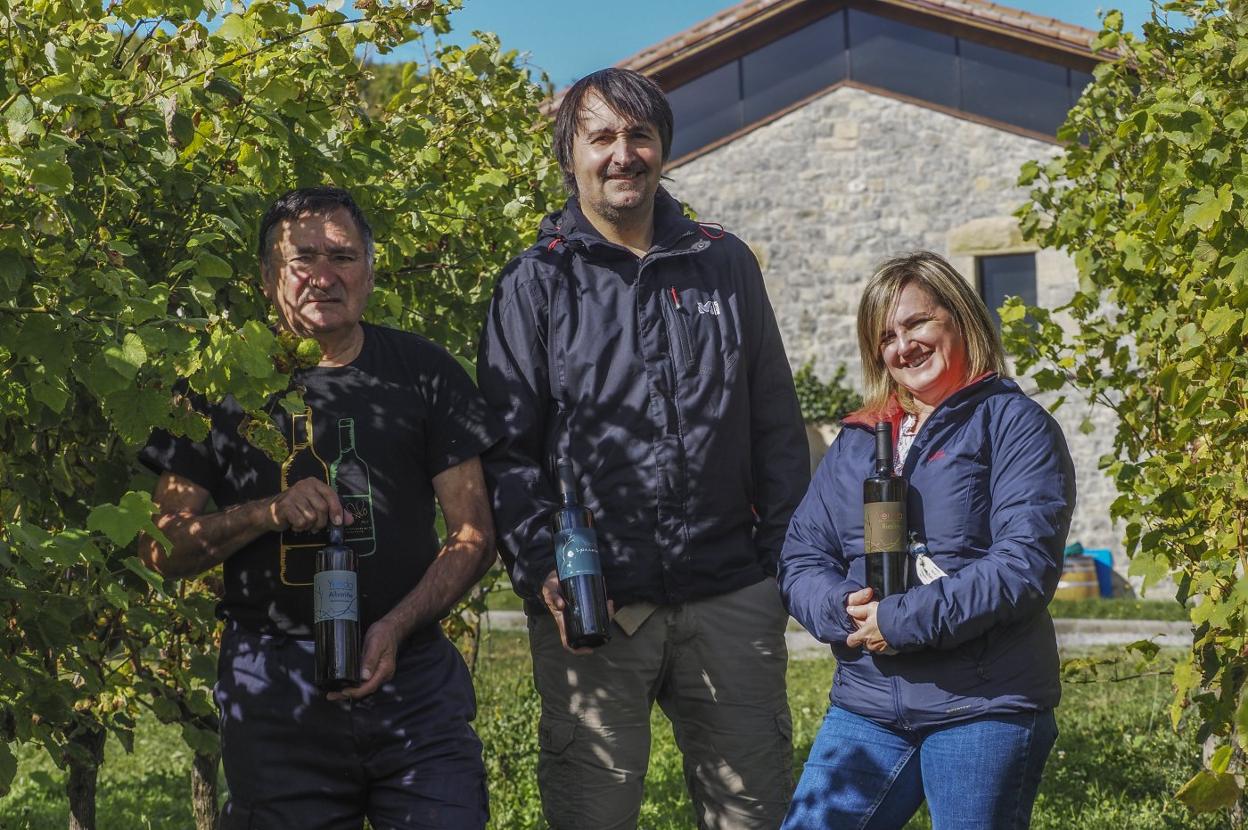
left=477, top=190, right=809, bottom=606
left=780, top=375, right=1075, bottom=728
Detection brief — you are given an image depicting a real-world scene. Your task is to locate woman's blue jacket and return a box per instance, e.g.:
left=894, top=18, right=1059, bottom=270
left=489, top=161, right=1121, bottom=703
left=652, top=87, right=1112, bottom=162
left=779, top=375, right=1076, bottom=728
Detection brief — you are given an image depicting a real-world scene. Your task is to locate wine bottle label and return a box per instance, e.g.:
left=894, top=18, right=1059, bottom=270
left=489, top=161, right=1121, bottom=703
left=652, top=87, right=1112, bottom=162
left=313, top=570, right=359, bottom=623
left=555, top=528, right=602, bottom=579
left=864, top=501, right=905, bottom=553
left=340, top=494, right=375, bottom=542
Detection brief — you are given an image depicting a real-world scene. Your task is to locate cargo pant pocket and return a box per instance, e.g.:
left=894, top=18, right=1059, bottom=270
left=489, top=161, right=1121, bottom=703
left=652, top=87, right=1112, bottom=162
left=537, top=717, right=580, bottom=830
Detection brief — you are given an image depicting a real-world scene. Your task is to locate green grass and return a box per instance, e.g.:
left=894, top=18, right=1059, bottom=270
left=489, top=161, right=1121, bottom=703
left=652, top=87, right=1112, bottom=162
left=1, top=634, right=1229, bottom=829
left=0, top=714, right=223, bottom=830
left=482, top=578, right=526, bottom=612
left=1048, top=597, right=1190, bottom=622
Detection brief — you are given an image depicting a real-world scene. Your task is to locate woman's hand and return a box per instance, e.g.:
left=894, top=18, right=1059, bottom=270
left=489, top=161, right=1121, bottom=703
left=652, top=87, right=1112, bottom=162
left=846, top=587, right=897, bottom=655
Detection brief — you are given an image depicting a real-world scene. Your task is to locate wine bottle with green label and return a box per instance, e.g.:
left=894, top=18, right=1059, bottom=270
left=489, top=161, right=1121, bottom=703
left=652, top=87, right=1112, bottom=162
left=552, top=458, right=611, bottom=648
left=314, top=524, right=361, bottom=690
left=864, top=421, right=908, bottom=599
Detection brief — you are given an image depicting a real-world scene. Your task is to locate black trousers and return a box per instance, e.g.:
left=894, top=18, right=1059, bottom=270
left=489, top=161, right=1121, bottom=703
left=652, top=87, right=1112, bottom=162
left=214, top=624, right=487, bottom=830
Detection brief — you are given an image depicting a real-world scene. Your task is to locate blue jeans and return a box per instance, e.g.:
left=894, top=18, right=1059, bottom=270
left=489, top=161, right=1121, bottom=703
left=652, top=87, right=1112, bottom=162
left=783, top=705, right=1057, bottom=830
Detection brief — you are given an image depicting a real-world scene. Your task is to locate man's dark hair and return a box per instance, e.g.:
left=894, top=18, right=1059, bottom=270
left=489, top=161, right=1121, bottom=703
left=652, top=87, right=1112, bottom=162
left=257, top=186, right=375, bottom=274
left=553, top=68, right=673, bottom=197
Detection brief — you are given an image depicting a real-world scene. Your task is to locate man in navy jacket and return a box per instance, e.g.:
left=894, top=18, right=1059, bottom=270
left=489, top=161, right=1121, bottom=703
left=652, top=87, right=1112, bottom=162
left=477, top=68, right=809, bottom=829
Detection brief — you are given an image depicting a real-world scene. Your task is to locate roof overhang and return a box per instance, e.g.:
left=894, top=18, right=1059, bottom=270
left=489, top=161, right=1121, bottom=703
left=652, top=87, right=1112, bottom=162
left=546, top=0, right=1105, bottom=114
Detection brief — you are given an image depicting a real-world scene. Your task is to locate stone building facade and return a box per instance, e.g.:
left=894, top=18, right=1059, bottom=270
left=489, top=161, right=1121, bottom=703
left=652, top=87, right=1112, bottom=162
left=666, top=84, right=1121, bottom=560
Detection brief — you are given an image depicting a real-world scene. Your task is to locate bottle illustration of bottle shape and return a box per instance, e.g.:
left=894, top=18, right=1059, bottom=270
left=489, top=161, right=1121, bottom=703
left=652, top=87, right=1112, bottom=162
left=330, top=418, right=375, bottom=557
left=280, top=407, right=331, bottom=585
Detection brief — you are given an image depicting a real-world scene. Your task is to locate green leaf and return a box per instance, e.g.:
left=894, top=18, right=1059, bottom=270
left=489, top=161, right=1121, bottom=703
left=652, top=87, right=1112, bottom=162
left=87, top=491, right=166, bottom=548
left=259, top=77, right=297, bottom=106
left=1209, top=745, right=1232, bottom=775
left=169, top=111, right=195, bottom=148
left=122, top=555, right=168, bottom=594
left=103, top=332, right=148, bottom=380
left=30, top=73, right=80, bottom=101
left=181, top=721, right=220, bottom=756
left=100, top=580, right=131, bottom=610
left=1128, top=552, right=1171, bottom=591
left=29, top=159, right=73, bottom=194
left=1033, top=368, right=1066, bottom=392
left=1200, top=306, right=1241, bottom=338
left=0, top=250, right=26, bottom=293
left=1175, top=770, right=1241, bottom=812
left=473, top=170, right=509, bottom=189
left=150, top=695, right=181, bottom=723
left=5, top=94, right=34, bottom=143
left=1181, top=184, right=1232, bottom=233
left=205, top=77, right=244, bottom=104
left=1228, top=252, right=1248, bottom=287
left=215, top=15, right=255, bottom=43
left=195, top=252, right=233, bottom=279
left=998, top=299, right=1027, bottom=324
left=30, top=370, right=70, bottom=414
left=1125, top=640, right=1161, bottom=660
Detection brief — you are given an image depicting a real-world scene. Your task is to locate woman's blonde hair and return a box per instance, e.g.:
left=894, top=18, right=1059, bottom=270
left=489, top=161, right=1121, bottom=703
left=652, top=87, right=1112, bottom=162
left=856, top=251, right=1007, bottom=415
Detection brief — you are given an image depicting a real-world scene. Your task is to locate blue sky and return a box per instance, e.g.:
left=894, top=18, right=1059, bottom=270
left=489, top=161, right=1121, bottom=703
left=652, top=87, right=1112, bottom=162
left=383, top=0, right=1166, bottom=87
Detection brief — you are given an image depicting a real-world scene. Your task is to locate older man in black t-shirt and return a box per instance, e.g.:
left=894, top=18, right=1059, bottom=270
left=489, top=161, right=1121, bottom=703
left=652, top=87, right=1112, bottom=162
left=139, top=187, right=500, bottom=830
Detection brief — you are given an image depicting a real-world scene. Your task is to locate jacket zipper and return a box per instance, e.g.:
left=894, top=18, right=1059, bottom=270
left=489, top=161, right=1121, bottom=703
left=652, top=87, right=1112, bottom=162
left=636, top=233, right=704, bottom=373
left=664, top=285, right=695, bottom=369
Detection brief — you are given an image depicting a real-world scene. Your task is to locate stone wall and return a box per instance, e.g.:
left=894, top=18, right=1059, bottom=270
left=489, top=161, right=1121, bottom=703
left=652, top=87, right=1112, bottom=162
left=668, top=85, right=1126, bottom=579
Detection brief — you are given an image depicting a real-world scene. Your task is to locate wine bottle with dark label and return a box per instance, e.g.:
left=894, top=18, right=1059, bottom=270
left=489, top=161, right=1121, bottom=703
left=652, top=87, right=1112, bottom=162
left=551, top=458, right=611, bottom=648
left=314, top=524, right=361, bottom=690
left=864, top=421, right=908, bottom=599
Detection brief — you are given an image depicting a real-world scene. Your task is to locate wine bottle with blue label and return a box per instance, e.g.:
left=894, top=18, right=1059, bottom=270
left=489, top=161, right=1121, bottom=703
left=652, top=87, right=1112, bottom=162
left=314, top=524, right=361, bottom=690
left=552, top=458, right=611, bottom=648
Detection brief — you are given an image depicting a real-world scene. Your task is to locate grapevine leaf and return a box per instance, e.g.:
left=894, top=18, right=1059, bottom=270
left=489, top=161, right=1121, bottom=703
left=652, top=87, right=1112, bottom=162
left=1175, top=770, right=1241, bottom=812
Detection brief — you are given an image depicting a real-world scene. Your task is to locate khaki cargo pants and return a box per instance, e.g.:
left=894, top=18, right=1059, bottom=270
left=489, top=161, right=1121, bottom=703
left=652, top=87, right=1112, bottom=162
left=527, top=577, right=794, bottom=830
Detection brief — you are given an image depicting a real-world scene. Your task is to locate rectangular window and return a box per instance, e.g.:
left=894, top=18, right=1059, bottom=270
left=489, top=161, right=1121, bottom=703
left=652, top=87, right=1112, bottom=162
left=847, top=10, right=957, bottom=108
left=960, top=40, right=1070, bottom=135
left=667, top=61, right=743, bottom=159
left=978, top=253, right=1037, bottom=331
left=742, top=11, right=846, bottom=123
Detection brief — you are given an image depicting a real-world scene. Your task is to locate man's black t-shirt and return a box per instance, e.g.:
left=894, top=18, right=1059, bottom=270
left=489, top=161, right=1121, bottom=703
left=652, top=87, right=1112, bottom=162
left=140, top=323, right=501, bottom=638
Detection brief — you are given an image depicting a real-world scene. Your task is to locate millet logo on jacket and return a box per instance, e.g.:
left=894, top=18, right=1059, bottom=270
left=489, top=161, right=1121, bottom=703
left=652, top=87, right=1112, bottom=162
left=697, top=300, right=721, bottom=316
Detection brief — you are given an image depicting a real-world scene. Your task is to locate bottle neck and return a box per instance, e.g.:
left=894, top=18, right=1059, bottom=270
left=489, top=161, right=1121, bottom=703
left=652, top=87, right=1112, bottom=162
left=293, top=414, right=312, bottom=449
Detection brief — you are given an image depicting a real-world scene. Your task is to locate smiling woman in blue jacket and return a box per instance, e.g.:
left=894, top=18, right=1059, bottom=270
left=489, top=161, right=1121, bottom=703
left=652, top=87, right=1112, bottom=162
left=779, top=251, right=1076, bottom=830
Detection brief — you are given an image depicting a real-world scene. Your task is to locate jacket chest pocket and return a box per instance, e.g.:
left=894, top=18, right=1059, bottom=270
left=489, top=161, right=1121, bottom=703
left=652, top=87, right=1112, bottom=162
left=910, top=444, right=991, bottom=554
left=662, top=285, right=738, bottom=377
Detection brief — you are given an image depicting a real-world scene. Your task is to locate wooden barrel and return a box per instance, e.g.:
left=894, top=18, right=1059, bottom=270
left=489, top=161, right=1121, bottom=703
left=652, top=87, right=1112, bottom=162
left=1054, top=556, right=1099, bottom=600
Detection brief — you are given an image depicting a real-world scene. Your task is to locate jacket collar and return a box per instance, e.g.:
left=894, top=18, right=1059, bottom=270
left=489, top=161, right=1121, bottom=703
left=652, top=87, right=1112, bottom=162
left=537, top=188, right=699, bottom=255
left=842, top=372, right=1003, bottom=438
